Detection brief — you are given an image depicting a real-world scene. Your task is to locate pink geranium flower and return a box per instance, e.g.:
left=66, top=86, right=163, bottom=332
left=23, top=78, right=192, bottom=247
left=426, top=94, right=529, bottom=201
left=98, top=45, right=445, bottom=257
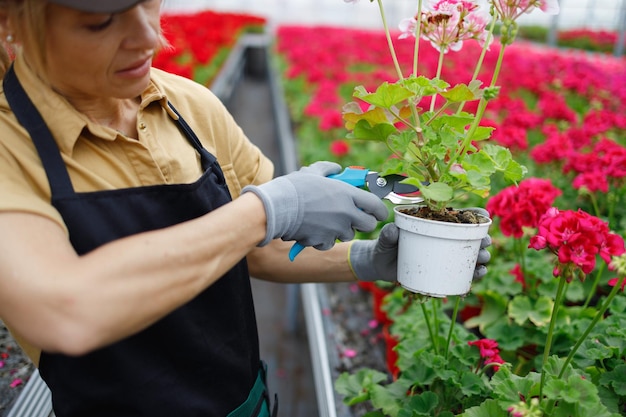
left=468, top=338, right=505, bottom=371
left=529, top=208, right=625, bottom=282
left=487, top=178, right=562, bottom=238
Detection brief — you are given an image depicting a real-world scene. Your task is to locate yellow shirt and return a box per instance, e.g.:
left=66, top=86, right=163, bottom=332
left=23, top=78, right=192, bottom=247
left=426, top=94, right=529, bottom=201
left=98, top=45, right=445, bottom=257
left=0, top=57, right=274, bottom=364
left=0, top=56, right=274, bottom=232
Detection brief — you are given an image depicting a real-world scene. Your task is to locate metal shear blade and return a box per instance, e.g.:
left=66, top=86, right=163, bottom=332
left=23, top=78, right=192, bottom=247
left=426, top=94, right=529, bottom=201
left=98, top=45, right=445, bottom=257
left=365, top=172, right=423, bottom=204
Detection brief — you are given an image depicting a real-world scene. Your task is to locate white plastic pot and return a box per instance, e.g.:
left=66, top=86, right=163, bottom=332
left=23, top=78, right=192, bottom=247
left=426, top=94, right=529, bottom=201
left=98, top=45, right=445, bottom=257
left=394, top=205, right=492, bottom=298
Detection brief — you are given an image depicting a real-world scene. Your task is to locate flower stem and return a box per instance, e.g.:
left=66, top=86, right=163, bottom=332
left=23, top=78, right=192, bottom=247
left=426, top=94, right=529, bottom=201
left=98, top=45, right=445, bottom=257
left=539, top=274, right=567, bottom=398
left=377, top=0, right=403, bottom=81
left=456, top=12, right=497, bottom=115
left=582, top=262, right=606, bottom=309
left=429, top=49, right=445, bottom=112
left=421, top=301, right=439, bottom=354
left=456, top=43, right=507, bottom=161
left=413, top=0, right=423, bottom=77
left=545, top=276, right=625, bottom=415
left=444, top=297, right=461, bottom=363
left=559, top=276, right=625, bottom=378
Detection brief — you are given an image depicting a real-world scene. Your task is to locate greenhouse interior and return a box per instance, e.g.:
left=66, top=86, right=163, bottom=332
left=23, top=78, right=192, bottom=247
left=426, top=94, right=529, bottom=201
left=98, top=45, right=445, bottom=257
left=1, top=0, right=625, bottom=416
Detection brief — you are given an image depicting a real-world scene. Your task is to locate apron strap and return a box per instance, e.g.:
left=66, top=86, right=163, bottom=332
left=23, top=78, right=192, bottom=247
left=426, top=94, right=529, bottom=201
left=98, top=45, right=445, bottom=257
left=167, top=101, right=216, bottom=172
left=3, top=65, right=75, bottom=197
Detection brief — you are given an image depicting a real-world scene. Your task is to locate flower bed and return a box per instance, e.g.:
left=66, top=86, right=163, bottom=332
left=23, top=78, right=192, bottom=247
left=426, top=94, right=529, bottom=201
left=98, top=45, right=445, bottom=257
left=154, top=9, right=266, bottom=86
left=275, top=16, right=626, bottom=416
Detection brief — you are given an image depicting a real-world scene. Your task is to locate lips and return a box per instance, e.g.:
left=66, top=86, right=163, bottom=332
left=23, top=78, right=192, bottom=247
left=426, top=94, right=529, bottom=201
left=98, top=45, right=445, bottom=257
left=117, top=56, right=152, bottom=77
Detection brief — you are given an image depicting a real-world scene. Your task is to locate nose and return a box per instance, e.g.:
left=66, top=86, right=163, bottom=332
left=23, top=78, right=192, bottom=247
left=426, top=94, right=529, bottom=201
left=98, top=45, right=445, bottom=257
left=121, top=5, right=160, bottom=51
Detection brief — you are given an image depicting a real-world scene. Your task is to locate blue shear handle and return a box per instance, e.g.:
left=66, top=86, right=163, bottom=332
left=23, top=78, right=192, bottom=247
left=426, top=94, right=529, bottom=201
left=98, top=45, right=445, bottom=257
left=327, top=167, right=368, bottom=187
left=289, top=167, right=368, bottom=262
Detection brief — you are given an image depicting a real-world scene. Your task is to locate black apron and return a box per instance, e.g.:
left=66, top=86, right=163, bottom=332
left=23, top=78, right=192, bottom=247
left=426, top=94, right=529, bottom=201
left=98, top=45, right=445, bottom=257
left=4, top=66, right=274, bottom=416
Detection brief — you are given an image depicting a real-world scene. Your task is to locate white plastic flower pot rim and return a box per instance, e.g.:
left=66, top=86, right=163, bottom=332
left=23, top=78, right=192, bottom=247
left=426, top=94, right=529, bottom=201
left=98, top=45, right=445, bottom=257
left=394, top=205, right=492, bottom=298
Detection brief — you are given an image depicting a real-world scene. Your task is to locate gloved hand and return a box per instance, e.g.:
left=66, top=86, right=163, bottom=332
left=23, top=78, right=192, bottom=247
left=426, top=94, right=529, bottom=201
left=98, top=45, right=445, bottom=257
left=349, top=223, right=399, bottom=282
left=349, top=211, right=492, bottom=282
left=242, top=162, right=389, bottom=249
left=469, top=207, right=492, bottom=280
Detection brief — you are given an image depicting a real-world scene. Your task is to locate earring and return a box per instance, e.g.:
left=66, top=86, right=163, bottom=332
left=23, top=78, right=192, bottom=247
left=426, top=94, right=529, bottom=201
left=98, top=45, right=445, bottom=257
left=6, top=34, right=14, bottom=43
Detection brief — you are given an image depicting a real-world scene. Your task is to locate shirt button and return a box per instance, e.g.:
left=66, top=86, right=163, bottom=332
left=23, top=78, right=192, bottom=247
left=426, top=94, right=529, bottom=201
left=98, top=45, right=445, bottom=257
left=139, top=122, right=147, bottom=131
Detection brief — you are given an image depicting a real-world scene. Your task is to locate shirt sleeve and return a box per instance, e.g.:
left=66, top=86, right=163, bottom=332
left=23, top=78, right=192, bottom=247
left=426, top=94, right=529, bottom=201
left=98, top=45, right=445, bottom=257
left=0, top=127, right=67, bottom=232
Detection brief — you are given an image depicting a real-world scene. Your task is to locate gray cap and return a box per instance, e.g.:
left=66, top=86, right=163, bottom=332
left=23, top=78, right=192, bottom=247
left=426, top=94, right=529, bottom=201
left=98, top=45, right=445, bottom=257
left=48, top=0, right=143, bottom=13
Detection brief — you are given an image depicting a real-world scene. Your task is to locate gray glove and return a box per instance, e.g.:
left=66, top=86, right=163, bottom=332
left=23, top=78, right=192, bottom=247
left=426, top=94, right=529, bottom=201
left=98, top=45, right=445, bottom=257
left=470, top=207, right=492, bottom=280
left=349, top=223, right=399, bottom=282
left=349, top=213, right=492, bottom=282
left=242, top=162, right=389, bottom=249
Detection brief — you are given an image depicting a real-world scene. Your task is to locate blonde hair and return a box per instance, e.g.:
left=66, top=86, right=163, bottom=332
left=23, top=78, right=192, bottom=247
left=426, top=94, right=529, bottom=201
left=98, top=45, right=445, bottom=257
left=0, top=0, right=47, bottom=79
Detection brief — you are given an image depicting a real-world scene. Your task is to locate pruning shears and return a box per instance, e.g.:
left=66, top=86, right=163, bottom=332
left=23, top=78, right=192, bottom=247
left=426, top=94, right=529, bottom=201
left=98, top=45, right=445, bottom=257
left=288, top=167, right=423, bottom=261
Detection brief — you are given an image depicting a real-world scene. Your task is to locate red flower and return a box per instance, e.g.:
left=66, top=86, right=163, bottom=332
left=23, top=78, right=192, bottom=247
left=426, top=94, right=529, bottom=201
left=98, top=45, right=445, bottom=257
left=330, top=140, right=350, bottom=157
left=509, top=264, right=526, bottom=289
left=469, top=339, right=499, bottom=357
left=529, top=208, right=626, bottom=282
left=487, top=178, right=562, bottom=238
left=468, top=339, right=505, bottom=371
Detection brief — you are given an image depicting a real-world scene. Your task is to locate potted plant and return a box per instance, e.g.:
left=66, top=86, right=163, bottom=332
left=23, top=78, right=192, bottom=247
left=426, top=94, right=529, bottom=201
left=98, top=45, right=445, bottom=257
left=340, top=0, right=558, bottom=296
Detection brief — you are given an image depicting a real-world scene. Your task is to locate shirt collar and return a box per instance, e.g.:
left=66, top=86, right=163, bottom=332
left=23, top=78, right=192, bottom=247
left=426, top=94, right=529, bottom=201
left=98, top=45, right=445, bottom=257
left=13, top=55, right=174, bottom=155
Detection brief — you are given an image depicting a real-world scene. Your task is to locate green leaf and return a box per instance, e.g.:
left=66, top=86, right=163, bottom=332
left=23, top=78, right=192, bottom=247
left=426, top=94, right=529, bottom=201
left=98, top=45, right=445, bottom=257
left=440, top=83, right=479, bottom=103
left=482, top=318, right=527, bottom=352
left=461, top=399, right=509, bottom=417
left=363, top=412, right=386, bottom=417
left=468, top=126, right=494, bottom=142
left=417, top=181, right=454, bottom=203
left=464, top=291, right=508, bottom=333
left=405, top=391, right=439, bottom=415
left=354, top=82, right=413, bottom=108
left=508, top=295, right=554, bottom=327
left=491, top=366, right=540, bottom=403
left=599, top=364, right=626, bottom=395
left=459, top=371, right=487, bottom=396
left=389, top=130, right=418, bottom=154
left=343, top=102, right=391, bottom=130
left=370, top=381, right=411, bottom=417
left=402, top=75, right=449, bottom=98
left=544, top=373, right=620, bottom=417
left=479, top=144, right=527, bottom=184
left=503, top=159, right=527, bottom=184
left=348, top=119, right=397, bottom=142
left=463, top=151, right=497, bottom=177
left=431, top=113, right=475, bottom=132
left=335, top=369, right=388, bottom=405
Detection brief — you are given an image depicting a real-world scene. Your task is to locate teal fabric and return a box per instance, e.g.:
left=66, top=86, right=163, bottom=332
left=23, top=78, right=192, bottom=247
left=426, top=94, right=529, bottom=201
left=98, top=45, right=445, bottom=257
left=226, top=368, right=269, bottom=417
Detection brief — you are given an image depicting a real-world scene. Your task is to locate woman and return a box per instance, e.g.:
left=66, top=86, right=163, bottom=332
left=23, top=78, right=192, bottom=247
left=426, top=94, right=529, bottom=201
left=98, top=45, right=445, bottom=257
left=0, top=1, right=489, bottom=416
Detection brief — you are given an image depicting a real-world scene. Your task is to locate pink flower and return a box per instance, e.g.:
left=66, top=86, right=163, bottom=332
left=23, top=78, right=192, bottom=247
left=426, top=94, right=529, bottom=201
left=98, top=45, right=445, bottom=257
left=469, top=338, right=499, bottom=357
left=330, top=140, right=350, bottom=157
left=343, top=348, right=358, bottom=358
left=487, top=178, right=562, bottom=238
left=509, top=264, right=527, bottom=289
left=399, top=0, right=491, bottom=52
left=398, top=17, right=418, bottom=40
left=529, top=208, right=625, bottom=282
left=493, top=0, right=559, bottom=22
left=10, top=378, right=23, bottom=388
left=468, top=338, right=505, bottom=371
